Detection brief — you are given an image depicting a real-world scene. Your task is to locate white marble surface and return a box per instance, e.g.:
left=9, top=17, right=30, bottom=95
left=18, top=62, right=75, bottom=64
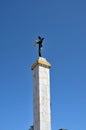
left=33, top=59, right=51, bottom=130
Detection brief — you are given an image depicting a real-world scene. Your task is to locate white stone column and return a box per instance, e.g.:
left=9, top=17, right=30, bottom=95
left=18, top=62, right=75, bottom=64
left=31, top=57, right=51, bottom=130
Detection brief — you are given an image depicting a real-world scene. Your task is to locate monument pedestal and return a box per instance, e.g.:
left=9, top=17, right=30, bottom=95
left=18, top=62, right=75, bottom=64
left=31, top=57, right=51, bottom=130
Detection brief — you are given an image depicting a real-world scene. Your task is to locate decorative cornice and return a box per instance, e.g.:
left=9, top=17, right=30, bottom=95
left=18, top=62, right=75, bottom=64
left=31, top=58, right=51, bottom=70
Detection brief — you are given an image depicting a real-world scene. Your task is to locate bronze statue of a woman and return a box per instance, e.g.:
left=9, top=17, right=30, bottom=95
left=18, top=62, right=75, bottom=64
left=34, top=36, right=44, bottom=57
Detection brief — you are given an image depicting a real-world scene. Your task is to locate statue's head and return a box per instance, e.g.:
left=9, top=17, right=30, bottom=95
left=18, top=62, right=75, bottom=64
left=38, top=36, right=42, bottom=40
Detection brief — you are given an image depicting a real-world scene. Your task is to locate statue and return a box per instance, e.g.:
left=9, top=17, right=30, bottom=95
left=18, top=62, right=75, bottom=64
left=34, top=36, right=44, bottom=57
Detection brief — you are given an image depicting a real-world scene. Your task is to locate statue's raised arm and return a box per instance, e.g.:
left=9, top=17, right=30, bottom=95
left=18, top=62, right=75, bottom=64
left=34, top=36, right=44, bottom=57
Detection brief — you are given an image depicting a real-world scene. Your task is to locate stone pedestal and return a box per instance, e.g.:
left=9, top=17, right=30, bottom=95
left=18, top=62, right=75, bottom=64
left=31, top=57, right=51, bottom=130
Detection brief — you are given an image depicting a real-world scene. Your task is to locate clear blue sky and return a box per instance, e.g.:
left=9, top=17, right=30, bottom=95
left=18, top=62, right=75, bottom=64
left=0, top=0, right=86, bottom=130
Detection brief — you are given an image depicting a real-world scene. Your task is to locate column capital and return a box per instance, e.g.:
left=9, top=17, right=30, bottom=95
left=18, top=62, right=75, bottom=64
left=31, top=57, right=51, bottom=70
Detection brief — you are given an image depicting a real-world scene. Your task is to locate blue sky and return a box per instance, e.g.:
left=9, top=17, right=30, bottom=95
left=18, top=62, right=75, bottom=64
left=0, top=0, right=86, bottom=130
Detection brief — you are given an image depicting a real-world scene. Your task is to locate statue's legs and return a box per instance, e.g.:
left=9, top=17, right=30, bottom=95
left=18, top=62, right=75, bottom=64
left=39, top=47, right=42, bottom=57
